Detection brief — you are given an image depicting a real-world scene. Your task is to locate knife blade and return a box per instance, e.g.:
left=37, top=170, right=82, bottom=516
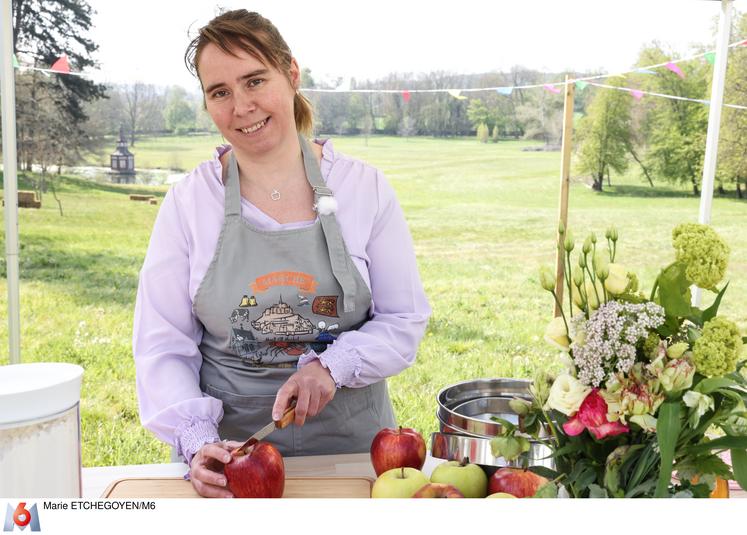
left=231, top=400, right=297, bottom=455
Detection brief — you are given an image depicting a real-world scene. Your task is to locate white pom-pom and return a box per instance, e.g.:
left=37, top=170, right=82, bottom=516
left=315, top=195, right=338, bottom=215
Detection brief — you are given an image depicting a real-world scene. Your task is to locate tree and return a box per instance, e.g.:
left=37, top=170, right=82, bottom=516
left=12, top=0, right=106, bottom=169
left=476, top=123, right=489, bottom=143
left=575, top=82, right=633, bottom=191
left=717, top=13, right=747, bottom=198
left=164, top=86, right=196, bottom=134
left=467, top=99, right=490, bottom=132
left=636, top=43, right=709, bottom=195
left=122, top=83, right=163, bottom=145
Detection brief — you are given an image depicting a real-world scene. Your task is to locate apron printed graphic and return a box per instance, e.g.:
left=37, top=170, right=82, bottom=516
left=251, top=297, right=314, bottom=336
left=312, top=296, right=339, bottom=317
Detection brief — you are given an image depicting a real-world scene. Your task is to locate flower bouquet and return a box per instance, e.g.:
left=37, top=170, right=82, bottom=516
left=492, top=223, right=747, bottom=498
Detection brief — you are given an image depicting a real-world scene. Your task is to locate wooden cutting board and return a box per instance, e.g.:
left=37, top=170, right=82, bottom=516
left=102, top=477, right=373, bottom=498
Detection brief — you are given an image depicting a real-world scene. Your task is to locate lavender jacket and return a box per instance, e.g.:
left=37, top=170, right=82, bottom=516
left=132, top=139, right=431, bottom=461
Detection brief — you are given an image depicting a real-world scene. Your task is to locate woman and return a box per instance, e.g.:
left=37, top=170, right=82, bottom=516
left=132, top=10, right=431, bottom=497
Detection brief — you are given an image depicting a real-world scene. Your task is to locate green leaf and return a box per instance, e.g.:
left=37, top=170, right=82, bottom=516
left=686, top=436, right=747, bottom=454
left=657, top=262, right=692, bottom=317
left=588, top=484, right=608, bottom=498
left=701, top=282, right=729, bottom=324
left=655, top=400, right=681, bottom=497
left=532, top=482, right=559, bottom=498
left=731, top=449, right=747, bottom=491
left=490, top=416, right=516, bottom=434
left=528, top=466, right=559, bottom=481
left=695, top=377, right=737, bottom=394
left=675, top=454, right=733, bottom=482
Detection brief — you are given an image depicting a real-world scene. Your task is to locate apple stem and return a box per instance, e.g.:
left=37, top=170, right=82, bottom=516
left=398, top=425, right=402, bottom=434
left=460, top=456, right=469, bottom=467
left=401, top=467, right=405, bottom=479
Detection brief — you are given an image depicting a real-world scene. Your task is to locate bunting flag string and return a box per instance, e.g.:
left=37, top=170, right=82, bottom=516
left=587, top=81, right=747, bottom=111
left=7, top=36, right=747, bottom=111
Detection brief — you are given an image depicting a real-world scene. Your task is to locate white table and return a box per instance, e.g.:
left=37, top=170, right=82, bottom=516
left=82, top=453, right=444, bottom=498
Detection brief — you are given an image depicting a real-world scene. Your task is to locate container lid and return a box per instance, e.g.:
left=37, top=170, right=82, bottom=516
left=0, top=363, right=84, bottom=424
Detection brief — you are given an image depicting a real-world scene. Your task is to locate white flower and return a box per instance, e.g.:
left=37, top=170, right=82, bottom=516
left=544, top=316, right=570, bottom=351
left=683, top=391, right=714, bottom=418
left=604, top=264, right=629, bottom=295
left=629, top=414, right=657, bottom=432
left=545, top=374, right=591, bottom=416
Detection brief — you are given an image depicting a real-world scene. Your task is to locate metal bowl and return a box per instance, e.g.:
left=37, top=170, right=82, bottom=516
left=437, top=378, right=532, bottom=438
left=430, top=432, right=555, bottom=474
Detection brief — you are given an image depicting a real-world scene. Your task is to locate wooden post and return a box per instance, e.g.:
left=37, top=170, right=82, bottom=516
left=554, top=75, right=575, bottom=317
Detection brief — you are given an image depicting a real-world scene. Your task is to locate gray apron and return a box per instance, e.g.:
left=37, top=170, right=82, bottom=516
left=191, top=135, right=396, bottom=457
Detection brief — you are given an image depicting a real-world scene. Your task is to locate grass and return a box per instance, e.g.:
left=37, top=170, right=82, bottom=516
left=2, top=135, right=746, bottom=467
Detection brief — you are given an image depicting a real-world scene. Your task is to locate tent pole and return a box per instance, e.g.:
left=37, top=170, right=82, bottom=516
left=694, top=0, right=733, bottom=307
left=1, top=0, right=21, bottom=364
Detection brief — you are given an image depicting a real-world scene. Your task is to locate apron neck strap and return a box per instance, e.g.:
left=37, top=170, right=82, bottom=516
left=225, top=150, right=242, bottom=218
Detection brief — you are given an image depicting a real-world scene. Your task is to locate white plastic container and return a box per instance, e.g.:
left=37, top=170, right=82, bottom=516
left=0, top=363, right=84, bottom=497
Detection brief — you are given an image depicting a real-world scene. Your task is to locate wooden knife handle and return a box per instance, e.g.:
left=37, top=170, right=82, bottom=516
left=274, top=399, right=296, bottom=429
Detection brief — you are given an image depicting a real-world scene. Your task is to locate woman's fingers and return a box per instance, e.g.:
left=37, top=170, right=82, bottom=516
left=293, top=385, right=311, bottom=426
left=272, top=379, right=298, bottom=421
left=189, top=443, right=234, bottom=498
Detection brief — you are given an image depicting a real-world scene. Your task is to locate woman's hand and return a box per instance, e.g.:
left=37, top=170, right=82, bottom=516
left=188, top=440, right=242, bottom=498
left=273, top=360, right=336, bottom=426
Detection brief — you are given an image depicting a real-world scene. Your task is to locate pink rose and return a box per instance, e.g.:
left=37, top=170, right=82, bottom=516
left=563, top=389, right=630, bottom=440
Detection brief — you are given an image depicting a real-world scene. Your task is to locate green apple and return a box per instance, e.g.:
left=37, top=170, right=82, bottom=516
left=486, top=492, right=518, bottom=499
left=371, top=467, right=430, bottom=498
left=430, top=457, right=488, bottom=498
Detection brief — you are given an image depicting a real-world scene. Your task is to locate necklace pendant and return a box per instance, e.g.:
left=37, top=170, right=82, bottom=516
left=270, top=189, right=281, bottom=201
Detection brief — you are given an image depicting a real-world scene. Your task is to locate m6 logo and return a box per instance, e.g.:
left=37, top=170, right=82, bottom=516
left=3, top=503, right=41, bottom=532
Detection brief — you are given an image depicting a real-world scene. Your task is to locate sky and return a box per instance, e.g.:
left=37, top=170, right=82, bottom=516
left=85, top=0, right=747, bottom=93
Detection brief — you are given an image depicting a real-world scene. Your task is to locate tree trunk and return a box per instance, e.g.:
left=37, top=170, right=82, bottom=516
left=737, top=180, right=743, bottom=199
left=692, top=178, right=699, bottom=196
left=592, top=173, right=604, bottom=191
left=607, top=168, right=612, bottom=187
left=717, top=184, right=725, bottom=196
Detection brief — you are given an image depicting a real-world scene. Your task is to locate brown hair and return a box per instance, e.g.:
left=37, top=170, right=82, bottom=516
left=185, top=9, right=313, bottom=135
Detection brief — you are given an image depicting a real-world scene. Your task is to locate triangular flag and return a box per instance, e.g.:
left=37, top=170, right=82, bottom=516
left=635, top=68, right=657, bottom=75
left=543, top=84, right=561, bottom=94
left=575, top=80, right=588, bottom=91
left=402, top=90, right=411, bottom=103
left=50, top=54, right=70, bottom=73
left=631, top=89, right=644, bottom=101
left=12, top=54, right=19, bottom=68
left=447, top=89, right=467, bottom=100
left=496, top=87, right=513, bottom=96
left=665, top=62, right=685, bottom=79
left=704, top=52, right=716, bottom=65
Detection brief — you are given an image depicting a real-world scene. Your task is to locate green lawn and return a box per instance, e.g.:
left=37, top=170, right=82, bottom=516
left=2, top=135, right=746, bottom=467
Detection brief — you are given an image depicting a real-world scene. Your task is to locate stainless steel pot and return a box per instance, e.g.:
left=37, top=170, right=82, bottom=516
left=437, top=378, right=532, bottom=438
left=430, top=432, right=555, bottom=473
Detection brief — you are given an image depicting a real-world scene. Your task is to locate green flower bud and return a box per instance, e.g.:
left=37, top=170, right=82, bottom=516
left=558, top=221, right=566, bottom=235
left=590, top=232, right=597, bottom=244
left=563, top=230, right=575, bottom=253
left=572, top=270, right=584, bottom=288
left=578, top=254, right=587, bottom=269
left=594, top=251, right=610, bottom=279
left=509, top=398, right=532, bottom=416
left=490, top=435, right=530, bottom=461
left=539, top=265, right=556, bottom=292
left=582, top=236, right=593, bottom=254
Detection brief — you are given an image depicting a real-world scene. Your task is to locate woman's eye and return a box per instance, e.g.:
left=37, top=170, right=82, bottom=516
left=248, top=78, right=264, bottom=88
left=211, top=89, right=229, bottom=98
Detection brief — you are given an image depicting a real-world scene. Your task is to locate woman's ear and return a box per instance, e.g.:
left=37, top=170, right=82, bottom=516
left=289, top=58, right=301, bottom=90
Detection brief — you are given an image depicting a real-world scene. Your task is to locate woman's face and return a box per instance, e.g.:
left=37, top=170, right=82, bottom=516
left=198, top=42, right=299, bottom=157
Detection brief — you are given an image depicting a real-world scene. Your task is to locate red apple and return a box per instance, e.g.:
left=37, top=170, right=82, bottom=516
left=412, top=483, right=465, bottom=498
left=370, top=426, right=426, bottom=476
left=488, top=467, right=549, bottom=498
left=224, top=442, right=285, bottom=498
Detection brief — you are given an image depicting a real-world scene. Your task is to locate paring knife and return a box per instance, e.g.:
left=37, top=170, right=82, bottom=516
left=231, top=400, right=297, bottom=455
